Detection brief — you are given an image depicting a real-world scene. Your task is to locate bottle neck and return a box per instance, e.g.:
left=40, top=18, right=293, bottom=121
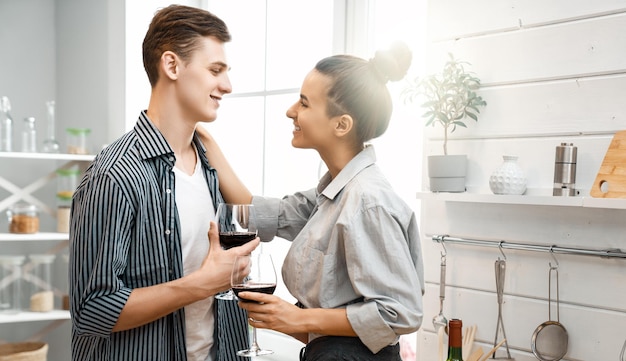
left=447, top=318, right=463, bottom=361
left=447, top=347, right=463, bottom=361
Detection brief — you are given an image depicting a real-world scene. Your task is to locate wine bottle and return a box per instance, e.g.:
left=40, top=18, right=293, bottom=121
left=446, top=318, right=463, bottom=361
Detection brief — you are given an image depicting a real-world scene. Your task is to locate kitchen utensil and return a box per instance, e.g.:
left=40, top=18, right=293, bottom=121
left=433, top=251, right=448, bottom=334
left=591, top=130, right=626, bottom=198
left=553, top=143, right=577, bottom=196
left=531, top=260, right=568, bottom=361
left=467, top=347, right=484, bottom=361
left=493, top=258, right=512, bottom=359
left=437, top=326, right=445, bottom=361
left=480, top=339, right=506, bottom=361
left=463, top=324, right=477, bottom=359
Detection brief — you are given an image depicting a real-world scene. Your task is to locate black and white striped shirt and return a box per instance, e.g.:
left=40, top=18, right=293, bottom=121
left=69, top=111, right=248, bottom=361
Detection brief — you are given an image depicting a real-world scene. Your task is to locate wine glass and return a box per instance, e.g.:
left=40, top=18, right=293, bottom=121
left=215, top=203, right=258, bottom=300
left=231, top=252, right=277, bottom=357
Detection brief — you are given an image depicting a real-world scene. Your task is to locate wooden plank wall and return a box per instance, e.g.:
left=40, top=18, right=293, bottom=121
left=417, top=1, right=626, bottom=360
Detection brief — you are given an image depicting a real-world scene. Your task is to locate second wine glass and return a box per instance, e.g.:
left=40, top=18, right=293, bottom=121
left=231, top=252, right=277, bottom=357
left=215, top=203, right=258, bottom=301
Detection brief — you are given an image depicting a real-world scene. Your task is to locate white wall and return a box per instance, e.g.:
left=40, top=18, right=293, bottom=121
left=416, top=1, right=626, bottom=360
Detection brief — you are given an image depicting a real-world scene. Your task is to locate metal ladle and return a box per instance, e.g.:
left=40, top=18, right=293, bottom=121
left=433, top=250, right=448, bottom=334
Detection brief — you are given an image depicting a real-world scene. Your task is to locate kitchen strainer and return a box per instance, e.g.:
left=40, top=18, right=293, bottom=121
left=531, top=254, right=568, bottom=361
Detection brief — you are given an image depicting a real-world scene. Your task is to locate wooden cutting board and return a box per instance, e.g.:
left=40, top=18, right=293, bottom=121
left=590, top=130, right=626, bottom=198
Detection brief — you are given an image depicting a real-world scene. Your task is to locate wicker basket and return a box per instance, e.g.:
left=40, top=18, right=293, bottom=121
left=0, top=342, right=47, bottom=361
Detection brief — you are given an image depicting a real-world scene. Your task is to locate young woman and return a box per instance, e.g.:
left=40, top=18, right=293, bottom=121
left=202, top=42, right=424, bottom=360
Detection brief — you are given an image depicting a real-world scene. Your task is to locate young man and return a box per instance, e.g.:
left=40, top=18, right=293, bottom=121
left=69, top=5, right=258, bottom=361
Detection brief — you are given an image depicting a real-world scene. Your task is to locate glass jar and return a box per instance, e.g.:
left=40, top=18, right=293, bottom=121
left=56, top=167, right=80, bottom=199
left=21, top=117, right=37, bottom=152
left=61, top=254, right=69, bottom=310
left=57, top=194, right=72, bottom=233
left=7, top=202, right=39, bottom=234
left=0, top=255, right=25, bottom=314
left=66, top=128, right=91, bottom=154
left=28, top=254, right=56, bottom=312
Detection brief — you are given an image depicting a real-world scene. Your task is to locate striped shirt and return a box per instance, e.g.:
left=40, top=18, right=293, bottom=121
left=69, top=111, right=248, bottom=361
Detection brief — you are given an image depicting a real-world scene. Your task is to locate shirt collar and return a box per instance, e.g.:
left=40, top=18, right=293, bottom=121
left=133, top=111, right=212, bottom=170
left=134, top=110, right=174, bottom=160
left=317, top=144, right=377, bottom=200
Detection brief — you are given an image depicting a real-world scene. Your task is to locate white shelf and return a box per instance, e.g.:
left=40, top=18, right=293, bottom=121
left=0, top=152, right=94, bottom=161
left=0, top=232, right=69, bottom=242
left=0, top=310, right=70, bottom=324
left=416, top=189, right=626, bottom=209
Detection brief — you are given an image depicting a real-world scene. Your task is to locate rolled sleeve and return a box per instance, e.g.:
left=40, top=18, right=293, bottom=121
left=253, top=189, right=317, bottom=242
left=252, top=195, right=280, bottom=242
left=70, top=174, right=135, bottom=337
left=346, top=302, right=396, bottom=353
left=343, top=206, right=423, bottom=353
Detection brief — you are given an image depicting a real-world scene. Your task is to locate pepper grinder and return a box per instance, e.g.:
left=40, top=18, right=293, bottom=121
left=553, top=143, right=577, bottom=196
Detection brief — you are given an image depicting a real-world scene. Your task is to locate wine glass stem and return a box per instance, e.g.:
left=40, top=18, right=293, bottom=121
left=249, top=326, right=261, bottom=352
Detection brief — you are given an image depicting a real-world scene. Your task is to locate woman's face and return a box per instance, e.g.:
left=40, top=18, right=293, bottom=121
left=286, top=70, right=338, bottom=152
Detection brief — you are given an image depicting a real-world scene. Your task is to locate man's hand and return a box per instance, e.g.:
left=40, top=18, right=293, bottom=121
left=195, top=221, right=259, bottom=297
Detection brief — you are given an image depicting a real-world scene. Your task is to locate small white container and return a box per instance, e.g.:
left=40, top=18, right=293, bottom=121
left=489, top=155, right=527, bottom=195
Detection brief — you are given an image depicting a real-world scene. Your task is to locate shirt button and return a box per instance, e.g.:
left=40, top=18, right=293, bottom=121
left=169, top=156, right=174, bottom=162
left=166, top=189, right=172, bottom=194
left=165, top=229, right=171, bottom=235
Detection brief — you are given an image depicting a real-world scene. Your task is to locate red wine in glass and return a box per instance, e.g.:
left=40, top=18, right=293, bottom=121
left=231, top=253, right=276, bottom=357
left=232, top=283, right=276, bottom=303
left=219, top=231, right=257, bottom=250
left=215, top=204, right=257, bottom=301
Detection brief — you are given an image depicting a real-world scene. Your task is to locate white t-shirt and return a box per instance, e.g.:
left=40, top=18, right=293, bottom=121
left=174, top=153, right=216, bottom=361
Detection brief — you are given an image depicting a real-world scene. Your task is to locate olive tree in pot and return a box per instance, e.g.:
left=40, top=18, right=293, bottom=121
left=402, top=53, right=487, bottom=192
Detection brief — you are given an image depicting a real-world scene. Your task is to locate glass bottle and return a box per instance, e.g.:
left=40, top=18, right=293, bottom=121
left=42, top=100, right=60, bottom=153
left=21, top=116, right=37, bottom=152
left=0, top=255, right=25, bottom=314
left=28, top=254, right=56, bottom=312
left=0, top=95, right=13, bottom=151
left=446, top=318, right=463, bottom=361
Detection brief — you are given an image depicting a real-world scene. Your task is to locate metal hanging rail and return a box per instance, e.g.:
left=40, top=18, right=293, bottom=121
left=430, top=234, right=626, bottom=259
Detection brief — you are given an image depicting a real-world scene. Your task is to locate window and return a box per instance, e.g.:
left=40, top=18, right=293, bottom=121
left=205, top=0, right=337, bottom=197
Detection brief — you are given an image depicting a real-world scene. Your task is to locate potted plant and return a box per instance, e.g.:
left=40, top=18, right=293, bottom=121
left=402, top=53, right=487, bottom=192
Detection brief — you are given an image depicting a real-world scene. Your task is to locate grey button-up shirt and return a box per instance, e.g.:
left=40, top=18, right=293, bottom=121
left=254, top=145, right=424, bottom=353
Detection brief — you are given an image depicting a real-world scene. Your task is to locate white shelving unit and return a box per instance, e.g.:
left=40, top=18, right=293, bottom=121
left=416, top=188, right=626, bottom=209
left=0, top=153, right=94, bottom=326
left=0, top=310, right=71, bottom=324
left=0, top=153, right=94, bottom=161
left=0, top=232, right=69, bottom=242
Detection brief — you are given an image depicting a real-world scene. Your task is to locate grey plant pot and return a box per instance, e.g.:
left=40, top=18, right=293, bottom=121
left=428, top=155, right=467, bottom=192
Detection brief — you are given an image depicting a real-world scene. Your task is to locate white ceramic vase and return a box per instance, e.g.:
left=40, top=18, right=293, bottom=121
left=489, top=155, right=527, bottom=195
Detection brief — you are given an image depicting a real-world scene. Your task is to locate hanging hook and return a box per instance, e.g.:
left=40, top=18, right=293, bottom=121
left=498, top=241, right=507, bottom=261
left=439, top=235, right=448, bottom=258
left=549, top=245, right=559, bottom=269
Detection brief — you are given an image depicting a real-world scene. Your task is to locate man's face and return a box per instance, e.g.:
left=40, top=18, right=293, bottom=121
left=176, top=36, right=232, bottom=123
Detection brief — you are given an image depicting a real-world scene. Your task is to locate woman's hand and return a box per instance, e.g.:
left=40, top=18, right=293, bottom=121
left=238, top=292, right=357, bottom=338
left=237, top=293, right=304, bottom=335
